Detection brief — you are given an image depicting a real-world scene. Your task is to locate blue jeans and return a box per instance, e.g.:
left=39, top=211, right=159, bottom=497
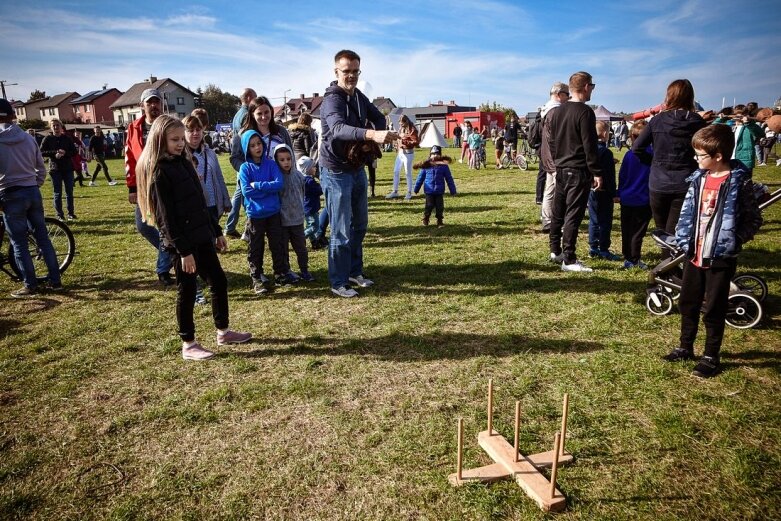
left=321, top=166, right=368, bottom=289
left=304, top=211, right=320, bottom=240
left=134, top=205, right=174, bottom=275
left=1, top=186, right=61, bottom=288
left=588, top=190, right=615, bottom=252
left=50, top=169, right=75, bottom=218
left=225, top=182, right=244, bottom=233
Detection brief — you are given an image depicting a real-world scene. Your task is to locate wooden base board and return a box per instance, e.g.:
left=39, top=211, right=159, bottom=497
left=477, top=430, right=566, bottom=512
left=448, top=463, right=510, bottom=486
left=526, top=449, right=574, bottom=469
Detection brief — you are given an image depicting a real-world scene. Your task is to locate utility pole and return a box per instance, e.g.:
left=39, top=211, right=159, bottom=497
left=0, top=80, right=19, bottom=99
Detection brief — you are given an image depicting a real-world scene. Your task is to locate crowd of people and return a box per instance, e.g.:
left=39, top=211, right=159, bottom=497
left=1, top=54, right=777, bottom=375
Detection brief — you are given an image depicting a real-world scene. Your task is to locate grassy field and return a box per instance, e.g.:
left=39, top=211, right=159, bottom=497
left=1, top=146, right=779, bottom=520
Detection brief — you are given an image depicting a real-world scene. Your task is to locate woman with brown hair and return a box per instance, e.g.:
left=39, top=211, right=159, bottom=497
left=386, top=115, right=418, bottom=200
left=631, top=79, right=711, bottom=235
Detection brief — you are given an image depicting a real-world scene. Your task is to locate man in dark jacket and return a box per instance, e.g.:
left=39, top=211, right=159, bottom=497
left=548, top=71, right=602, bottom=272
left=319, top=49, right=397, bottom=297
left=0, top=99, right=62, bottom=297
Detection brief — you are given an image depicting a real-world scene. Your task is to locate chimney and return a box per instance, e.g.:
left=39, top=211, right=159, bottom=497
left=300, top=94, right=305, bottom=99
left=313, top=93, right=319, bottom=98
left=149, top=75, right=157, bottom=83
left=449, top=100, right=455, bottom=105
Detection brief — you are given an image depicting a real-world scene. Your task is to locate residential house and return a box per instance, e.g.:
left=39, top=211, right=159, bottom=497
left=372, top=96, right=396, bottom=115
left=394, top=100, right=475, bottom=137
left=70, top=88, right=123, bottom=125
left=274, top=92, right=323, bottom=122
left=39, top=92, right=80, bottom=124
left=110, top=76, right=197, bottom=127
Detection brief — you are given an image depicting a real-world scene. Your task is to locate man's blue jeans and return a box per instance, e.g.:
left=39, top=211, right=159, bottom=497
left=225, top=182, right=244, bottom=233
left=134, top=205, right=174, bottom=275
left=50, top=169, right=75, bottom=218
left=321, top=166, right=368, bottom=289
left=1, top=186, right=61, bottom=288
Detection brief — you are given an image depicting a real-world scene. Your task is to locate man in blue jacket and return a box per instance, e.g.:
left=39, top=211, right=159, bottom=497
left=319, top=49, right=397, bottom=297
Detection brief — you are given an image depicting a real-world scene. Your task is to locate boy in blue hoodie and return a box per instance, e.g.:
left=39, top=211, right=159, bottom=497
left=616, top=120, right=652, bottom=269
left=239, top=130, right=285, bottom=294
left=413, top=146, right=457, bottom=227
left=587, top=121, right=620, bottom=261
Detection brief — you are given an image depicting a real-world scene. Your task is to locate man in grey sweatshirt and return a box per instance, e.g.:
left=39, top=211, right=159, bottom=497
left=0, top=98, right=62, bottom=297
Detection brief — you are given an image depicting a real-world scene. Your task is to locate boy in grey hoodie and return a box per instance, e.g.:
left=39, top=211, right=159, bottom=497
left=0, top=99, right=62, bottom=297
left=274, top=144, right=314, bottom=282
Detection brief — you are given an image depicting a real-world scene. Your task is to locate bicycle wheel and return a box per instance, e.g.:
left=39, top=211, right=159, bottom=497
left=501, top=153, right=512, bottom=169
left=732, top=274, right=768, bottom=303
left=515, top=155, right=528, bottom=170
left=725, top=292, right=762, bottom=329
left=9, top=217, right=75, bottom=281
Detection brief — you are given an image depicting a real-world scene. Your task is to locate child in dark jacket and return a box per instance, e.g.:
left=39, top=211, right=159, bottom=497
left=135, top=115, right=251, bottom=361
left=274, top=144, right=313, bottom=283
left=663, top=124, right=762, bottom=378
left=616, top=120, right=653, bottom=269
left=413, top=146, right=457, bottom=227
left=239, top=130, right=285, bottom=295
left=297, top=155, right=324, bottom=250
left=588, top=121, right=620, bottom=261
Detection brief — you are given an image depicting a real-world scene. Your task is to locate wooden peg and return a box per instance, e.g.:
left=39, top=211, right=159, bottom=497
left=487, top=378, right=494, bottom=435
left=457, top=418, right=464, bottom=483
left=558, top=393, right=569, bottom=459
left=550, top=431, right=561, bottom=499
left=514, top=401, right=521, bottom=462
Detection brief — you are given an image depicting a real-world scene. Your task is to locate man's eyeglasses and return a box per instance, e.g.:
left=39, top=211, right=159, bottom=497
left=337, top=69, right=361, bottom=77
left=588, top=83, right=596, bottom=89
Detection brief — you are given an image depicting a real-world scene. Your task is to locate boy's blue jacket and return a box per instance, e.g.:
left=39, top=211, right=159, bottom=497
left=617, top=146, right=651, bottom=206
left=675, top=161, right=762, bottom=265
left=413, top=159, right=457, bottom=195
left=303, top=176, right=322, bottom=214
left=239, top=130, right=283, bottom=219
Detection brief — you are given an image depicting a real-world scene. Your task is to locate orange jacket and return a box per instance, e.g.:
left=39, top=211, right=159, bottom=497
left=124, top=118, right=145, bottom=193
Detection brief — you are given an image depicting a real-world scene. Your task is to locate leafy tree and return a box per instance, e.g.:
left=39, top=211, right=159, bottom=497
left=197, top=84, right=240, bottom=127
left=19, top=119, right=47, bottom=130
left=479, top=101, right=516, bottom=122
left=28, top=90, right=47, bottom=102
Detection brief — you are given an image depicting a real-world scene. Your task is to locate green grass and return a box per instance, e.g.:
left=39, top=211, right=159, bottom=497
left=1, top=147, right=779, bottom=520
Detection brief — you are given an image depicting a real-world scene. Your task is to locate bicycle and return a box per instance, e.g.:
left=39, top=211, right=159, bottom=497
left=500, top=146, right=528, bottom=170
left=469, top=145, right=486, bottom=170
left=0, top=214, right=75, bottom=282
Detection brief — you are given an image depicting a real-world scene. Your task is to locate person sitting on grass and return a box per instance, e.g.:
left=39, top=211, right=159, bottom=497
left=413, top=145, right=457, bottom=228
left=588, top=120, right=621, bottom=261
left=135, top=115, right=251, bottom=361
left=662, top=123, right=762, bottom=378
left=616, top=120, right=652, bottom=269
left=238, top=130, right=285, bottom=295
left=274, top=144, right=314, bottom=283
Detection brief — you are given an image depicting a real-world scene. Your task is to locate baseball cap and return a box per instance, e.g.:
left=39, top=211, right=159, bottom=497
left=0, top=98, right=13, bottom=117
left=430, top=145, right=442, bottom=156
left=141, top=88, right=162, bottom=103
left=550, top=82, right=569, bottom=95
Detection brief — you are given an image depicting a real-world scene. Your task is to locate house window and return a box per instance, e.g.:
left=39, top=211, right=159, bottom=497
left=129, top=114, right=136, bottom=122
left=176, top=97, right=184, bottom=105
left=49, top=108, right=55, bottom=115
left=118, top=115, right=125, bottom=125
left=85, top=105, right=90, bottom=112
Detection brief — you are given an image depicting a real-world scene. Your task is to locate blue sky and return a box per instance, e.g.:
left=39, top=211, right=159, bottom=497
left=1, top=0, right=779, bottom=115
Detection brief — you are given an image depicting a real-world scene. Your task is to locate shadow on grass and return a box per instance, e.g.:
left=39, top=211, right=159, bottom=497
left=721, top=349, right=781, bottom=372
left=223, top=330, right=604, bottom=361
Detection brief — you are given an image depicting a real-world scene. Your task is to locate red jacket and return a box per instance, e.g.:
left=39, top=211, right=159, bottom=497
left=125, top=118, right=146, bottom=193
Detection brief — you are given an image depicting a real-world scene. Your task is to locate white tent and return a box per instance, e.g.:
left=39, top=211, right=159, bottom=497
left=418, top=119, right=447, bottom=148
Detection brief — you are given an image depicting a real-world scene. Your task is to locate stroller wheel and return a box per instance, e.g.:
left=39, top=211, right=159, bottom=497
left=646, top=292, right=673, bottom=316
left=662, top=285, right=681, bottom=301
left=732, top=274, right=768, bottom=303
left=725, top=292, right=762, bottom=329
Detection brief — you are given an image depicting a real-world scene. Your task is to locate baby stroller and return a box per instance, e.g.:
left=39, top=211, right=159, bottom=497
left=645, top=185, right=781, bottom=329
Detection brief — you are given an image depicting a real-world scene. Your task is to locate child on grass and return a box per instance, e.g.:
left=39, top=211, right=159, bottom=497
left=662, top=124, right=762, bottom=378
left=274, top=144, right=314, bottom=282
left=616, top=120, right=652, bottom=269
left=239, top=130, right=286, bottom=295
left=297, top=155, right=324, bottom=250
left=135, top=115, right=251, bottom=360
left=413, top=145, right=457, bottom=227
left=588, top=120, right=621, bottom=261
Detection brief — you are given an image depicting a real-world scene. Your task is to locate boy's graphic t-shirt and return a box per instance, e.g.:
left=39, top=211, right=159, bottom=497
left=693, top=173, right=728, bottom=267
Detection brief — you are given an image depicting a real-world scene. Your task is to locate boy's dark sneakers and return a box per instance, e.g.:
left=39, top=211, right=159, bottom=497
left=276, top=272, right=301, bottom=285
left=662, top=347, right=695, bottom=362
left=158, top=272, right=175, bottom=286
left=309, top=238, right=323, bottom=250
left=253, top=275, right=274, bottom=295
left=692, top=356, right=721, bottom=378
left=436, top=218, right=444, bottom=228
left=48, top=281, right=64, bottom=292
left=300, top=270, right=315, bottom=282
left=422, top=215, right=430, bottom=226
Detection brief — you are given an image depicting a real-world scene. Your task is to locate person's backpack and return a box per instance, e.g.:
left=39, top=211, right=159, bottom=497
left=527, top=113, right=543, bottom=148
